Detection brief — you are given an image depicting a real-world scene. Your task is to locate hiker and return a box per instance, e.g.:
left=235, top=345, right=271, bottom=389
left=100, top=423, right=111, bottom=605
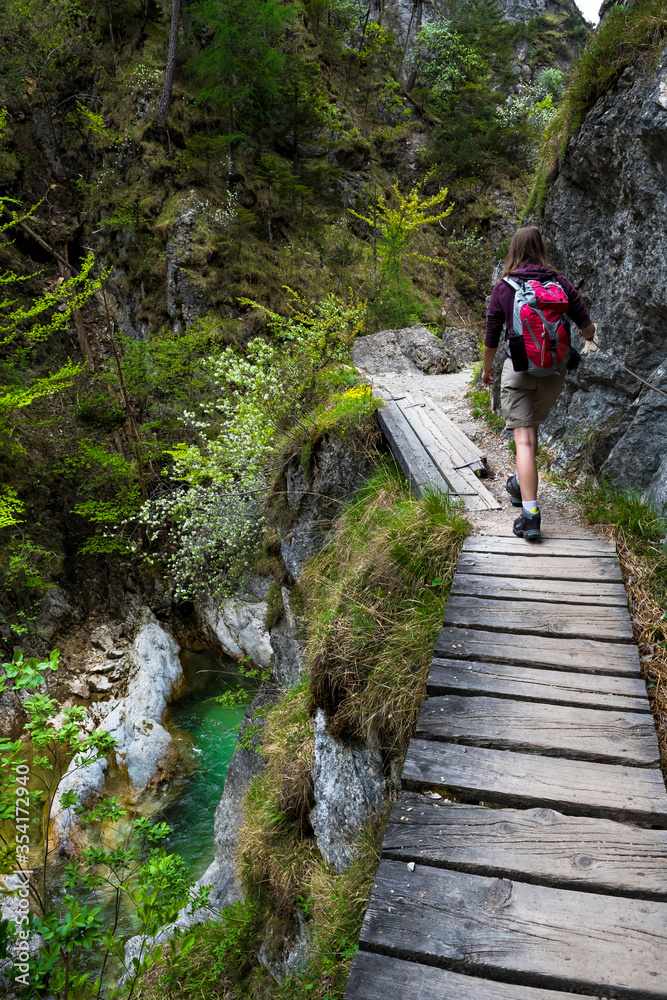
left=482, top=226, right=596, bottom=540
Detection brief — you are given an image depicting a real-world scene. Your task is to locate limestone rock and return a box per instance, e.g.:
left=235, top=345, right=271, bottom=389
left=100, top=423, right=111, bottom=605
left=309, top=709, right=386, bottom=872
left=280, top=433, right=376, bottom=579
left=541, top=48, right=667, bottom=508
left=353, top=324, right=478, bottom=379
left=52, top=614, right=185, bottom=852
left=353, top=324, right=453, bottom=376
left=202, top=595, right=273, bottom=670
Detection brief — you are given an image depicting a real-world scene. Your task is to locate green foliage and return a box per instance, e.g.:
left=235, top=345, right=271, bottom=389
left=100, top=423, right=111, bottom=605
left=0, top=0, right=93, bottom=102
left=1, top=650, right=209, bottom=998
left=186, top=0, right=294, bottom=129
left=0, top=486, right=23, bottom=528
left=139, top=293, right=366, bottom=602
left=407, top=19, right=482, bottom=112
left=350, top=174, right=452, bottom=292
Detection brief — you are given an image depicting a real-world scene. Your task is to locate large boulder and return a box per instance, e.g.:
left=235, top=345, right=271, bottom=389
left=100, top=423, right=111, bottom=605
left=541, top=48, right=667, bottom=508
left=201, top=588, right=273, bottom=671
left=353, top=324, right=478, bottom=378
left=51, top=613, right=185, bottom=852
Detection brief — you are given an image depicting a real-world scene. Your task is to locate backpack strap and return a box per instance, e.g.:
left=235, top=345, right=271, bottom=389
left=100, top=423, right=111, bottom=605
left=502, top=277, right=521, bottom=291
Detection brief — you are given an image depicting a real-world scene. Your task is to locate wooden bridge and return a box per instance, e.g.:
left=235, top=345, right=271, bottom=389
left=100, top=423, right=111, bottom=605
left=344, top=391, right=667, bottom=1000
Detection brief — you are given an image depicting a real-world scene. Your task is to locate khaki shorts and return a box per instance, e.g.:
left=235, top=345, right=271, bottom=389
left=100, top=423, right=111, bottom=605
left=500, top=356, right=566, bottom=429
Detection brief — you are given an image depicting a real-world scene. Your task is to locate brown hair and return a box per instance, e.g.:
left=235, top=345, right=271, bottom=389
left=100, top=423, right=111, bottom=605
left=502, top=225, right=558, bottom=277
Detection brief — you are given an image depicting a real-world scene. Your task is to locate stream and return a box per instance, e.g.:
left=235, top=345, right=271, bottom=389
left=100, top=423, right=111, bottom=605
left=31, top=648, right=257, bottom=989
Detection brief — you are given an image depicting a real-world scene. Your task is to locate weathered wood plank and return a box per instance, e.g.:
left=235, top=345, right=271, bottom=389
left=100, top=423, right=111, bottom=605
left=436, top=626, right=641, bottom=676
left=415, top=695, right=660, bottom=766
left=401, top=392, right=487, bottom=466
left=402, top=740, right=667, bottom=824
left=474, top=522, right=604, bottom=540
left=422, top=398, right=487, bottom=463
left=458, top=550, right=623, bottom=582
left=398, top=394, right=493, bottom=499
left=382, top=795, right=667, bottom=899
left=450, top=571, right=628, bottom=607
left=360, top=860, right=667, bottom=999
left=442, top=594, right=634, bottom=643
left=411, top=406, right=497, bottom=506
left=428, top=658, right=651, bottom=712
left=377, top=403, right=450, bottom=497
left=463, top=535, right=617, bottom=557
left=345, top=952, right=599, bottom=1000
left=395, top=398, right=498, bottom=510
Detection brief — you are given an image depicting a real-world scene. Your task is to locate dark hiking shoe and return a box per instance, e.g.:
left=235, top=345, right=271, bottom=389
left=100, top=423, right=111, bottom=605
left=513, top=509, right=541, bottom=541
left=506, top=475, right=523, bottom=507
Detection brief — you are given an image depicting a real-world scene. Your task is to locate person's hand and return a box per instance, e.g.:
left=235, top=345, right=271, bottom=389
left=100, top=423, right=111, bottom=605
left=481, top=369, right=493, bottom=386
left=580, top=322, right=596, bottom=341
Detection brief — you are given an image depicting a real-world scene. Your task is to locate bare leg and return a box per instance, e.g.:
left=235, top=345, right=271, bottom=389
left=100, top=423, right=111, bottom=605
left=514, top=423, right=540, bottom=502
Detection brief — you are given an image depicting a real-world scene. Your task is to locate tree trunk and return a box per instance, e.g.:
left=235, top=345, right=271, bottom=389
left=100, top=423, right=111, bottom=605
left=405, top=0, right=422, bottom=93
left=157, top=0, right=180, bottom=128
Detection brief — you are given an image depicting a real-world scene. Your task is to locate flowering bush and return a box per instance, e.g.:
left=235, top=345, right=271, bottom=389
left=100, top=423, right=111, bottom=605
left=139, top=292, right=367, bottom=601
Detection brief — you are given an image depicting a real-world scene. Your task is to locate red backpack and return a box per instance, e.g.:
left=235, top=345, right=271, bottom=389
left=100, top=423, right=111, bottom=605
left=503, top=276, right=571, bottom=376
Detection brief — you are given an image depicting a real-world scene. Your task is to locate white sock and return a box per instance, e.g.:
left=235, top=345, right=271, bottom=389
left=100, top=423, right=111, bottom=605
left=522, top=500, right=538, bottom=516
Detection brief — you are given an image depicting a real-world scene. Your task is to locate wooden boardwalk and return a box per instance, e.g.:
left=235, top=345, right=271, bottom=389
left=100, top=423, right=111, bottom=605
left=345, top=401, right=667, bottom=1000
left=375, top=388, right=501, bottom=512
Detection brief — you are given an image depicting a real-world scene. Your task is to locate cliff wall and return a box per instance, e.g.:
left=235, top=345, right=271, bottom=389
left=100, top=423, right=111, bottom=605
left=541, top=45, right=667, bottom=509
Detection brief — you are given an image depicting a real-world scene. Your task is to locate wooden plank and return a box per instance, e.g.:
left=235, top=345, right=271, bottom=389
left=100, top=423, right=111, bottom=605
left=436, top=626, right=641, bottom=676
left=401, top=394, right=487, bottom=478
left=458, top=550, right=623, bottom=582
left=393, top=400, right=493, bottom=511
left=463, top=535, right=617, bottom=557
left=422, top=398, right=487, bottom=461
left=428, top=658, right=651, bottom=713
left=383, top=795, right=667, bottom=899
left=360, top=860, right=667, bottom=999
left=474, top=522, right=605, bottom=540
left=402, top=740, right=667, bottom=824
left=415, top=695, right=660, bottom=767
left=377, top=403, right=450, bottom=497
left=407, top=405, right=495, bottom=506
left=442, top=594, right=634, bottom=643
left=450, top=571, right=628, bottom=607
left=345, top=951, right=599, bottom=1000
left=412, top=407, right=500, bottom=510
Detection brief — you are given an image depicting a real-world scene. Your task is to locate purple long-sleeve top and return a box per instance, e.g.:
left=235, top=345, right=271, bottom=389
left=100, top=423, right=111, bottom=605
left=485, top=263, right=592, bottom=349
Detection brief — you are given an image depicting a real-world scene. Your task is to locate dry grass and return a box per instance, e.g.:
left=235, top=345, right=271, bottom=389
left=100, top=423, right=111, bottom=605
left=238, top=683, right=320, bottom=917
left=610, top=531, right=667, bottom=772
left=302, top=461, right=469, bottom=757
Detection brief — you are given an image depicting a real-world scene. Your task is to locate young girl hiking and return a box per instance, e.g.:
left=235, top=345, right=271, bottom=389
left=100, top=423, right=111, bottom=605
left=483, top=226, right=596, bottom=540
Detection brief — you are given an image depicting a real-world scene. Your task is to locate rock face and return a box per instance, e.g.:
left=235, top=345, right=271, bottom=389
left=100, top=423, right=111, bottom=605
left=279, top=432, right=377, bottom=580
left=353, top=324, right=477, bottom=378
left=202, top=584, right=273, bottom=671
left=541, top=48, right=667, bottom=508
left=309, top=709, right=386, bottom=872
left=52, top=613, right=185, bottom=852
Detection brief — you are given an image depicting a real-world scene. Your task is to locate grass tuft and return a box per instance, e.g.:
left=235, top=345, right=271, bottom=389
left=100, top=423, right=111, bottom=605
left=303, top=461, right=469, bottom=757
